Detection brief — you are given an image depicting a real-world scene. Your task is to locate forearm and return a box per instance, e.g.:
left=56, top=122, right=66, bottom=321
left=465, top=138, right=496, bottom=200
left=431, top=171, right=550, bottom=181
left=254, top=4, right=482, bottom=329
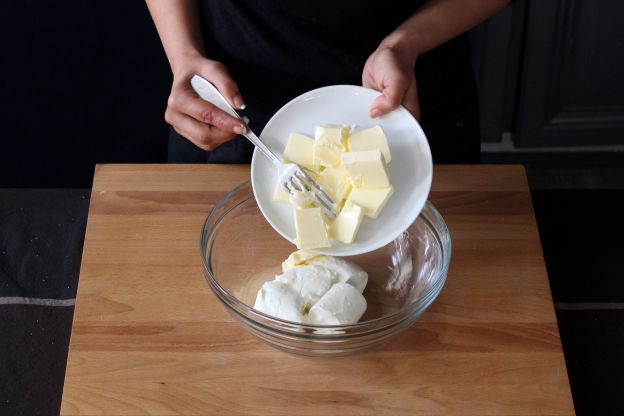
left=145, top=0, right=205, bottom=73
left=381, top=0, right=510, bottom=57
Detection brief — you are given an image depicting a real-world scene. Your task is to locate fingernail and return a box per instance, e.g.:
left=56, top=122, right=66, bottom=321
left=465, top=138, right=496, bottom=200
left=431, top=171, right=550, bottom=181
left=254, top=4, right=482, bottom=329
left=233, top=125, right=246, bottom=134
left=233, top=96, right=246, bottom=110
left=370, top=109, right=380, bottom=118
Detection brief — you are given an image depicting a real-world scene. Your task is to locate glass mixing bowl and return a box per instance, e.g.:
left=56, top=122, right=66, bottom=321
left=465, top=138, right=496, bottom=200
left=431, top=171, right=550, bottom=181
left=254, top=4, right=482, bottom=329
left=200, top=182, right=451, bottom=357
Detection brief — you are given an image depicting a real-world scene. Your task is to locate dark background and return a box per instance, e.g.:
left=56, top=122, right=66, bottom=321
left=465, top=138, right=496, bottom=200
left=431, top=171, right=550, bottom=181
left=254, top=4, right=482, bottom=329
left=0, top=1, right=170, bottom=188
left=1, top=1, right=624, bottom=187
left=1, top=1, right=623, bottom=415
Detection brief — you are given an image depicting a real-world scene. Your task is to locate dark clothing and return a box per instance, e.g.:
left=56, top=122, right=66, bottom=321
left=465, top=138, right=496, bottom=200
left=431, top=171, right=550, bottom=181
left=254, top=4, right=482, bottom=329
left=168, top=0, right=480, bottom=164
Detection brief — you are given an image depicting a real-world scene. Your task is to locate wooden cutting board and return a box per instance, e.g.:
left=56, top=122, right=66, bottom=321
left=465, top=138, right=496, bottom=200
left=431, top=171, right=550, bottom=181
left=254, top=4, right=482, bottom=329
left=60, top=164, right=575, bottom=415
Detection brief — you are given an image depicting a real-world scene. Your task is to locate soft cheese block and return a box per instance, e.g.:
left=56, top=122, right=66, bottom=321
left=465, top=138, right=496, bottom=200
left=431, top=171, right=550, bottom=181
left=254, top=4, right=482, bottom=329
left=283, top=132, right=316, bottom=171
left=276, top=264, right=334, bottom=307
left=313, top=124, right=349, bottom=168
left=348, top=125, right=391, bottom=163
left=341, top=149, right=390, bottom=188
left=306, top=282, right=367, bottom=325
left=346, top=186, right=394, bottom=219
left=294, top=207, right=330, bottom=250
left=282, top=250, right=368, bottom=293
left=316, top=165, right=352, bottom=203
left=253, top=280, right=305, bottom=322
left=329, top=202, right=364, bottom=244
left=255, top=251, right=369, bottom=324
left=307, top=255, right=368, bottom=293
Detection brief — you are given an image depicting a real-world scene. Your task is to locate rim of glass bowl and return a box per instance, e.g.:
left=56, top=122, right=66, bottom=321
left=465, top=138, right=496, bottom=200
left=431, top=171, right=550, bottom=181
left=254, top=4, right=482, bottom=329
left=200, top=181, right=451, bottom=335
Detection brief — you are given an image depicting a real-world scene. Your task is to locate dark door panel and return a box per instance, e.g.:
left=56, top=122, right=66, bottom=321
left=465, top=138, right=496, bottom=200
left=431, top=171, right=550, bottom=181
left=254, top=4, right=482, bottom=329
left=515, top=0, right=624, bottom=147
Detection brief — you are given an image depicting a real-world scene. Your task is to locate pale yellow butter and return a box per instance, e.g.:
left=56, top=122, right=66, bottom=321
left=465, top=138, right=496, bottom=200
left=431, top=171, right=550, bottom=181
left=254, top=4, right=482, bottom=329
left=313, top=124, right=349, bottom=168
left=288, top=189, right=316, bottom=209
left=283, top=132, right=316, bottom=171
left=275, top=174, right=323, bottom=211
left=303, top=169, right=320, bottom=180
left=346, top=186, right=394, bottom=219
left=348, top=125, right=391, bottom=164
left=294, top=207, right=331, bottom=250
left=273, top=182, right=291, bottom=203
left=282, top=250, right=324, bottom=272
left=316, top=165, right=352, bottom=203
left=273, top=172, right=316, bottom=203
left=341, top=149, right=390, bottom=188
left=329, top=202, right=364, bottom=244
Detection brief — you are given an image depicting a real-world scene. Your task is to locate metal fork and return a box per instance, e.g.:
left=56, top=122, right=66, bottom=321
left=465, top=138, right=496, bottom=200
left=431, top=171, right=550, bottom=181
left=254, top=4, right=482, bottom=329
left=190, top=75, right=336, bottom=219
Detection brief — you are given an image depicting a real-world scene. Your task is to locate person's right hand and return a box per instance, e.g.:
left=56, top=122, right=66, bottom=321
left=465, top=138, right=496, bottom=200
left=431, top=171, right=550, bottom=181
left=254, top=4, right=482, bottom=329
left=165, top=54, right=247, bottom=151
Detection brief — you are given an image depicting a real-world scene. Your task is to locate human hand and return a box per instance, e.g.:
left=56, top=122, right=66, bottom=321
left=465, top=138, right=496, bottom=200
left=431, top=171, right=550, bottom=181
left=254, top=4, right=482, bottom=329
left=165, top=54, right=247, bottom=151
left=362, top=46, right=421, bottom=120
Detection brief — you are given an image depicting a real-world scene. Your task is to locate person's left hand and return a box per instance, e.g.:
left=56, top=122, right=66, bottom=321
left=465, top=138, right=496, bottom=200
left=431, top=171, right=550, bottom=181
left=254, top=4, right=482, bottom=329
left=362, top=46, right=420, bottom=120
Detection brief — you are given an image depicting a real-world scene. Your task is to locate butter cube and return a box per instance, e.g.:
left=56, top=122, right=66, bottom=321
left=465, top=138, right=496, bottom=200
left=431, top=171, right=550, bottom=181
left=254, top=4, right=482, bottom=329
left=329, top=202, right=364, bottom=244
left=288, top=189, right=316, bottom=209
left=275, top=161, right=321, bottom=205
left=282, top=250, right=324, bottom=272
left=273, top=182, right=290, bottom=203
left=346, top=186, right=394, bottom=219
left=294, top=207, right=330, bottom=250
left=341, top=149, right=390, bottom=188
left=283, top=132, right=316, bottom=171
left=313, top=124, right=349, bottom=168
left=348, top=125, right=391, bottom=163
left=303, top=169, right=320, bottom=181
left=316, top=166, right=352, bottom=203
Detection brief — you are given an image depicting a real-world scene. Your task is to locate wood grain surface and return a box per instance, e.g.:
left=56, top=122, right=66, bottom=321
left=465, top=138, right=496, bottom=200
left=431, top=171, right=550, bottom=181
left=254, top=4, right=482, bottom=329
left=61, top=164, right=575, bottom=415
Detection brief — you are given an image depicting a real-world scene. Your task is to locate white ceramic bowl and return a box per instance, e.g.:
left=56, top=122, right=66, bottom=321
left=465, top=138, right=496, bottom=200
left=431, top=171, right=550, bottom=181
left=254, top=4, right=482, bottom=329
left=251, top=85, right=432, bottom=256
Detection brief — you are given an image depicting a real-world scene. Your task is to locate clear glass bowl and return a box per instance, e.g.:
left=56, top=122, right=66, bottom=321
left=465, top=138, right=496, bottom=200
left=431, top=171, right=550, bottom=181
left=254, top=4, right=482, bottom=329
left=200, top=182, right=451, bottom=357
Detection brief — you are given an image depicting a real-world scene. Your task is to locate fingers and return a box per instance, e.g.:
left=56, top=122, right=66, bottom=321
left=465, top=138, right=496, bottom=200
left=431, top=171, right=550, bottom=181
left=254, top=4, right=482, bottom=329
left=173, top=90, right=246, bottom=133
left=164, top=57, right=248, bottom=152
left=369, top=76, right=420, bottom=120
left=198, top=61, right=246, bottom=110
left=166, top=110, right=235, bottom=152
left=369, top=73, right=409, bottom=118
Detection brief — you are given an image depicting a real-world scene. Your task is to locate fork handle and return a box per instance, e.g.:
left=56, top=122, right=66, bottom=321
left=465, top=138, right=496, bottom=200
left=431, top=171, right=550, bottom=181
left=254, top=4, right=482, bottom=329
left=243, top=131, right=281, bottom=165
left=191, top=74, right=281, bottom=165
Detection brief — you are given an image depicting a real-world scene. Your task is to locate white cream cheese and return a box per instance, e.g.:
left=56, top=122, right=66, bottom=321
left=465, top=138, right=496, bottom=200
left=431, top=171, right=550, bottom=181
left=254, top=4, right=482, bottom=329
left=306, top=255, right=368, bottom=293
left=254, top=251, right=369, bottom=325
left=282, top=250, right=368, bottom=293
left=276, top=264, right=335, bottom=308
left=253, top=280, right=305, bottom=322
left=306, top=282, right=367, bottom=325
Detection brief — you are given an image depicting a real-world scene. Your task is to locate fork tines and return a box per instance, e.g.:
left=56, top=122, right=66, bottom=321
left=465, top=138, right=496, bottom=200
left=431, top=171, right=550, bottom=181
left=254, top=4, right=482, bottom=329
left=282, top=165, right=336, bottom=220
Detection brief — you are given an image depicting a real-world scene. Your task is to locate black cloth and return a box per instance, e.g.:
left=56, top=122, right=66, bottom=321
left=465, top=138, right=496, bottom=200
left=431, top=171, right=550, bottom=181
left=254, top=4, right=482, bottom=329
left=0, top=189, right=89, bottom=299
left=169, top=0, right=480, bottom=164
left=0, top=189, right=89, bottom=415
